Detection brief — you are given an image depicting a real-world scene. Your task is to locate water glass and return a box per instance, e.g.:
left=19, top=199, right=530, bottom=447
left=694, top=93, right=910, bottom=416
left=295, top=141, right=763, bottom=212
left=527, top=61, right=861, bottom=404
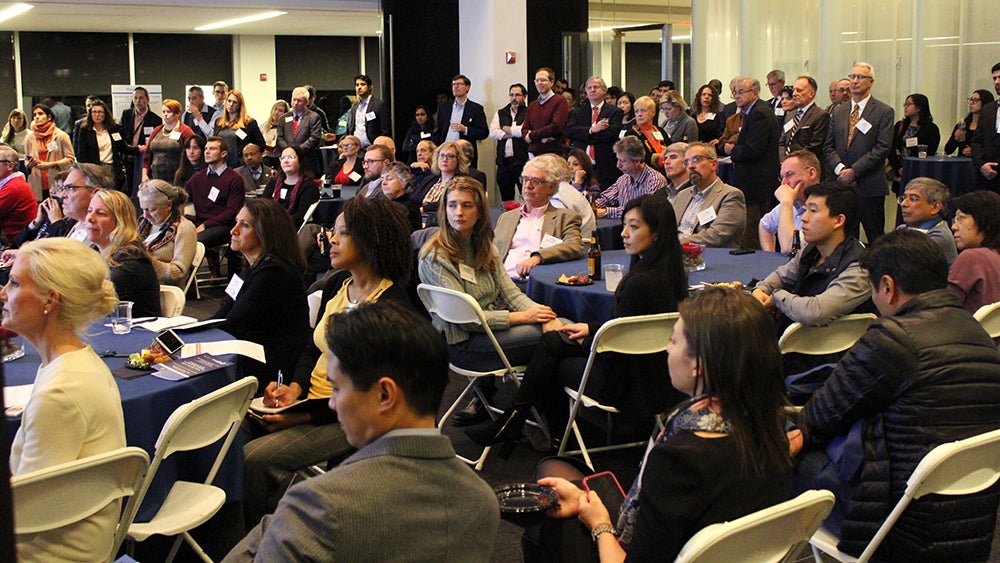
left=112, top=301, right=134, bottom=335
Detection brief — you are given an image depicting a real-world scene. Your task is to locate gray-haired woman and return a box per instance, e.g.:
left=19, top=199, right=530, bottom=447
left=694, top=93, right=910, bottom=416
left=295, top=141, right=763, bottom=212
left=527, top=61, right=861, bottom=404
left=137, top=179, right=197, bottom=286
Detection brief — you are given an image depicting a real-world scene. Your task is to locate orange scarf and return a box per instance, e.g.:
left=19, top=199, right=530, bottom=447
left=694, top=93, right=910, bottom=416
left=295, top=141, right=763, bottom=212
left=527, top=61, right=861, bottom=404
left=32, top=121, right=56, bottom=191
left=638, top=124, right=664, bottom=156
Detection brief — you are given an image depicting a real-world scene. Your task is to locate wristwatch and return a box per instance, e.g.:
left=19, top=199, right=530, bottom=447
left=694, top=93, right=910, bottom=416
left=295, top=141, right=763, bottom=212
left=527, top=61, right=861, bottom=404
left=591, top=523, right=617, bottom=542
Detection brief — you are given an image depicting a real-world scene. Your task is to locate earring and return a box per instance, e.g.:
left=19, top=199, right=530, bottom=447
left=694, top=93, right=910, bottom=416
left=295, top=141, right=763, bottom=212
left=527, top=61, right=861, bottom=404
left=43, top=309, right=49, bottom=315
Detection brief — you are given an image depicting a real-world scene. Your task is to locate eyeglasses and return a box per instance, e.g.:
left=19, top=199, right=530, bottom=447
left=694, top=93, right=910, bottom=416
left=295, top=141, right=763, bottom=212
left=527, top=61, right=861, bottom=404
left=61, top=184, right=94, bottom=192
left=438, top=153, right=458, bottom=160
left=339, top=142, right=357, bottom=148
left=683, top=155, right=713, bottom=166
left=519, top=176, right=548, bottom=186
left=279, top=155, right=297, bottom=161
left=730, top=89, right=749, bottom=96
left=968, top=97, right=983, bottom=102
left=766, top=81, right=782, bottom=88
left=363, top=158, right=387, bottom=165
left=896, top=193, right=924, bottom=205
left=847, top=74, right=872, bottom=81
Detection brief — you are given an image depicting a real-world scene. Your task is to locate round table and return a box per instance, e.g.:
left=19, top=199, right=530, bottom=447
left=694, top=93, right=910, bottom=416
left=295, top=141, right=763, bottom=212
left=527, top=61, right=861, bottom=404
left=525, top=248, right=788, bottom=324
left=902, top=156, right=977, bottom=196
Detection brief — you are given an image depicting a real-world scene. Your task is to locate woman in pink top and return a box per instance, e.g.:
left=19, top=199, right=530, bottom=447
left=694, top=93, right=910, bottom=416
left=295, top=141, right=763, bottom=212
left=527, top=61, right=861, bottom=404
left=948, top=190, right=1000, bottom=314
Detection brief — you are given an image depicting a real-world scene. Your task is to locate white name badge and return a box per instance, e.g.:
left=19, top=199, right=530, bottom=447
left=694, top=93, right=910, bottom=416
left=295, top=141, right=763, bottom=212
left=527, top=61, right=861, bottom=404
left=225, top=274, right=244, bottom=300
left=783, top=119, right=796, bottom=133
left=168, top=130, right=181, bottom=141
left=651, top=130, right=664, bottom=141
left=366, top=111, right=376, bottom=121
left=280, top=188, right=288, bottom=199
left=704, top=113, right=716, bottom=120
left=111, top=132, right=122, bottom=142
left=235, top=129, right=247, bottom=140
left=348, top=171, right=362, bottom=182
left=143, top=126, right=154, bottom=136
left=697, top=206, right=717, bottom=226
left=540, top=234, right=563, bottom=249
left=285, top=116, right=294, bottom=122
left=905, top=136, right=918, bottom=148
left=855, top=118, right=872, bottom=135
left=459, top=263, right=478, bottom=283
left=775, top=108, right=785, bottom=117
left=46, top=141, right=58, bottom=152
left=420, top=132, right=432, bottom=139
left=208, top=186, right=220, bottom=202
left=618, top=130, right=626, bottom=139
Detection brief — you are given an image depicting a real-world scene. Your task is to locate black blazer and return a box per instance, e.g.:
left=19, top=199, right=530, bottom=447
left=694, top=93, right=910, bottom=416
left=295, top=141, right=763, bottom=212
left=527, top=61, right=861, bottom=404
left=432, top=99, right=489, bottom=168
left=74, top=124, right=131, bottom=190
left=566, top=102, right=625, bottom=188
left=346, top=96, right=391, bottom=145
left=889, top=119, right=941, bottom=188
left=971, top=101, right=1000, bottom=191
left=730, top=98, right=781, bottom=204
left=119, top=108, right=162, bottom=148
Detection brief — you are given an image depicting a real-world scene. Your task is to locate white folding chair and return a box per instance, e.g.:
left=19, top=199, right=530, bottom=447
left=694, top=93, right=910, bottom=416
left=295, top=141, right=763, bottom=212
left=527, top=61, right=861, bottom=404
left=557, top=312, right=679, bottom=470
left=12, top=447, right=150, bottom=563
left=778, top=313, right=877, bottom=356
left=675, top=489, right=835, bottom=563
left=184, top=242, right=206, bottom=300
left=123, top=377, right=258, bottom=563
left=417, top=283, right=550, bottom=471
left=159, top=285, right=187, bottom=318
left=974, top=301, right=1000, bottom=340
left=810, top=427, right=1000, bottom=563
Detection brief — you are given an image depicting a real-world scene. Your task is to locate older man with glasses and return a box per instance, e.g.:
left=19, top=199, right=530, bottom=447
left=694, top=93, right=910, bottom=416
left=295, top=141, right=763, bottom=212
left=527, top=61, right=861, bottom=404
left=593, top=135, right=666, bottom=219
left=672, top=142, right=747, bottom=248
left=0, top=145, right=37, bottom=243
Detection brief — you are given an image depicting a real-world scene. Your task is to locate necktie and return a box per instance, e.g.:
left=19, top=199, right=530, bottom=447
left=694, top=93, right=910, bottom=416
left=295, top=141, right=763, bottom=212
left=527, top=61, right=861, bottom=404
left=785, top=109, right=803, bottom=155
left=293, top=115, right=300, bottom=136
left=848, top=104, right=860, bottom=146
left=589, top=106, right=599, bottom=160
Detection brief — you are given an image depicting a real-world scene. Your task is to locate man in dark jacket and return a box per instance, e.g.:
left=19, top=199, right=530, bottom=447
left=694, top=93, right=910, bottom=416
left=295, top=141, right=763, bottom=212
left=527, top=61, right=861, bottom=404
left=795, top=229, right=1000, bottom=561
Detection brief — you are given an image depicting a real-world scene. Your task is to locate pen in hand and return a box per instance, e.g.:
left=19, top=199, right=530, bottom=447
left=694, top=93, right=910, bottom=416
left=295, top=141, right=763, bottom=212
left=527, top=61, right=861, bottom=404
left=274, top=371, right=283, bottom=407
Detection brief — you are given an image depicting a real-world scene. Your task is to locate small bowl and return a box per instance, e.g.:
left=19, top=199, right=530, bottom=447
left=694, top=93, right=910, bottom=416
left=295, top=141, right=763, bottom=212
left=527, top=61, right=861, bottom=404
left=494, top=482, right=558, bottom=527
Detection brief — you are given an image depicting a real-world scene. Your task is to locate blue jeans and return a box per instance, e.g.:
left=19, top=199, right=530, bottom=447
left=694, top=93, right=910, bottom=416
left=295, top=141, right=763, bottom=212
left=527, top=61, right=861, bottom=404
left=448, top=324, right=546, bottom=373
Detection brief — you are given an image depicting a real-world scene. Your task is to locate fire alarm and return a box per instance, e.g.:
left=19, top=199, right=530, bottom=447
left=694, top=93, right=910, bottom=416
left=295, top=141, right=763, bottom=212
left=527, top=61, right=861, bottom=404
left=505, top=52, right=516, bottom=64
left=259, top=73, right=268, bottom=82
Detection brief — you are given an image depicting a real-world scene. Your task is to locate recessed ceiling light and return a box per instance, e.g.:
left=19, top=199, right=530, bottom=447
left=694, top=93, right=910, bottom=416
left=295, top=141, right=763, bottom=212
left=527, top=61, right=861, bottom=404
left=195, top=11, right=286, bottom=31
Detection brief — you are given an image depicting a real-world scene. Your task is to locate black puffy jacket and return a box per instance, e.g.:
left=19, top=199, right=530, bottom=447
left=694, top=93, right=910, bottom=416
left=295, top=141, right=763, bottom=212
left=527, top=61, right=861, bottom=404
left=802, top=289, right=1000, bottom=561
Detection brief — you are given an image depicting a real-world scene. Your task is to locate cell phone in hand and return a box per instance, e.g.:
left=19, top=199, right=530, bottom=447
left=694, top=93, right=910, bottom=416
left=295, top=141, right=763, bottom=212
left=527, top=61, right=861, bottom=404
left=582, top=471, right=626, bottom=501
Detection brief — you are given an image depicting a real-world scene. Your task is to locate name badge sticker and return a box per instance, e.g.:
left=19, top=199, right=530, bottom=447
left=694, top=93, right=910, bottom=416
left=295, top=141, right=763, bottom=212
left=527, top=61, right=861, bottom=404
left=651, top=130, right=664, bottom=141
left=905, top=137, right=918, bottom=148
left=459, top=263, right=478, bottom=283
left=366, top=111, right=376, bottom=121
left=783, top=120, right=796, bottom=133
left=208, top=186, right=220, bottom=202
left=143, top=126, right=154, bottom=136
left=111, top=132, right=122, bottom=141
left=697, top=207, right=717, bottom=226
left=855, top=118, right=873, bottom=135
left=225, top=275, right=244, bottom=300
left=280, top=188, right=288, bottom=199
left=348, top=171, right=362, bottom=182
left=285, top=116, right=294, bottom=123
left=47, top=141, right=58, bottom=152
left=168, top=130, right=181, bottom=141
left=235, top=129, right=247, bottom=140
left=540, top=234, right=563, bottom=249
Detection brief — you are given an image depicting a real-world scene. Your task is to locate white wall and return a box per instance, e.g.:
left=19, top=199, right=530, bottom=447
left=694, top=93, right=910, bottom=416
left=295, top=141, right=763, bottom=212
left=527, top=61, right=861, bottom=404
left=233, top=35, right=277, bottom=125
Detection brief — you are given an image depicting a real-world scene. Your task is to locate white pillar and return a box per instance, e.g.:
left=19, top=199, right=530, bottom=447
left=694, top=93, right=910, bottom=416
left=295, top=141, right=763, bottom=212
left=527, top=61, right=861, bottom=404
left=233, top=35, right=277, bottom=125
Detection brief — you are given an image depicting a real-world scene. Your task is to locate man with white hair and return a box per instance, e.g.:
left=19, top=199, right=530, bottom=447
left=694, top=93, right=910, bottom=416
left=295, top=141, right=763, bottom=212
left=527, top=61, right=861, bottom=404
left=277, top=86, right=324, bottom=176
left=566, top=76, right=624, bottom=188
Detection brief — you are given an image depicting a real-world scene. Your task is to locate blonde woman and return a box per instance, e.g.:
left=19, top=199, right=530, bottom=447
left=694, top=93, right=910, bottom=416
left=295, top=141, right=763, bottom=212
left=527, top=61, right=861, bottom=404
left=2, top=108, right=29, bottom=155
left=213, top=89, right=266, bottom=168
left=261, top=99, right=289, bottom=168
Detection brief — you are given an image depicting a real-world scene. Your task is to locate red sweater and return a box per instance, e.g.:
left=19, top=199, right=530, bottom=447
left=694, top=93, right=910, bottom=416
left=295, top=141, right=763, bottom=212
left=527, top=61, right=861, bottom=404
left=0, top=174, right=39, bottom=241
left=523, top=94, right=569, bottom=154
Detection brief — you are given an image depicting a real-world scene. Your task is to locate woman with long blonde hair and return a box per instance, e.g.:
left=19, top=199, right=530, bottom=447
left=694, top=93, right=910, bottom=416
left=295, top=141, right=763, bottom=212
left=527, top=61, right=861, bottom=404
left=213, top=89, right=265, bottom=168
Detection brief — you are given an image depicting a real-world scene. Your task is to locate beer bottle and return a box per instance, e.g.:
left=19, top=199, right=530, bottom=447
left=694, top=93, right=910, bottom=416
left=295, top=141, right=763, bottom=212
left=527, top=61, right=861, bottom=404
left=790, top=229, right=801, bottom=258
left=588, top=230, right=602, bottom=280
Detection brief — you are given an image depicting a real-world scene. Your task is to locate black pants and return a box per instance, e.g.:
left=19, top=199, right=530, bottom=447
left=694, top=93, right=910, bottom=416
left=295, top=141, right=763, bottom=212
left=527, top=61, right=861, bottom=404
left=514, top=331, right=595, bottom=435
left=496, top=158, right=526, bottom=202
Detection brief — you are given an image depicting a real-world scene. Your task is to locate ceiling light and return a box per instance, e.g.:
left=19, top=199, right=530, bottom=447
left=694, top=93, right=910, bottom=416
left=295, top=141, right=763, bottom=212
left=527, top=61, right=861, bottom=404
left=0, top=3, right=33, bottom=24
left=195, top=11, right=286, bottom=31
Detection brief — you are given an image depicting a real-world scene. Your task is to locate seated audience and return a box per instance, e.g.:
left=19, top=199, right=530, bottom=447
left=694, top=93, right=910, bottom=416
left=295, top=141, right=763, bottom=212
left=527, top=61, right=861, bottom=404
left=758, top=150, right=821, bottom=254
left=323, top=134, right=364, bottom=187
left=593, top=136, right=667, bottom=220
left=224, top=301, right=499, bottom=561
left=9, top=163, right=108, bottom=251
left=948, top=190, right=1000, bottom=314
left=412, top=141, right=467, bottom=225
left=566, top=147, right=600, bottom=193
left=173, top=135, right=206, bottom=187
left=495, top=156, right=585, bottom=280
left=241, top=196, right=414, bottom=527
left=658, top=141, right=691, bottom=203
left=212, top=198, right=309, bottom=386
left=621, top=96, right=669, bottom=170
left=6, top=238, right=123, bottom=562
left=235, top=143, right=274, bottom=194
left=0, top=145, right=38, bottom=244
left=455, top=139, right=489, bottom=193
left=379, top=161, right=422, bottom=232
left=795, top=229, right=1000, bottom=560
left=532, top=287, right=792, bottom=562
left=540, top=154, right=596, bottom=238
left=185, top=136, right=245, bottom=278
left=263, top=145, right=320, bottom=227
left=137, top=179, right=197, bottom=286
left=673, top=142, right=747, bottom=248
left=86, top=189, right=161, bottom=317
left=895, top=177, right=957, bottom=264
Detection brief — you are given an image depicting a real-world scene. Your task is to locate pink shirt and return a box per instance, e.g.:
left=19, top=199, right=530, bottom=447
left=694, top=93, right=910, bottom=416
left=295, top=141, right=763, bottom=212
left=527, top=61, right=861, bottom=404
left=503, top=204, right=547, bottom=278
left=948, top=247, right=1000, bottom=314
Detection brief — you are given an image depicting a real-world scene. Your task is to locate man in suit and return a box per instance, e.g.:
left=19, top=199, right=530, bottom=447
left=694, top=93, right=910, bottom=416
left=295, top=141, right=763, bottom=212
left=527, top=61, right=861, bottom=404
left=725, top=77, right=780, bottom=249
left=183, top=85, right=215, bottom=138
left=970, top=61, right=1000, bottom=193
left=346, top=74, right=390, bottom=148
left=357, top=144, right=391, bottom=198
left=826, top=79, right=851, bottom=113
left=766, top=70, right=786, bottom=114
left=433, top=74, right=488, bottom=168
left=234, top=143, right=274, bottom=193
left=120, top=86, right=162, bottom=195
left=823, top=62, right=894, bottom=243
left=223, top=301, right=499, bottom=562
left=781, top=76, right=831, bottom=168
left=566, top=76, right=625, bottom=189
left=521, top=67, right=570, bottom=156
left=277, top=87, right=324, bottom=177
left=673, top=142, right=747, bottom=248
left=489, top=83, right=529, bottom=201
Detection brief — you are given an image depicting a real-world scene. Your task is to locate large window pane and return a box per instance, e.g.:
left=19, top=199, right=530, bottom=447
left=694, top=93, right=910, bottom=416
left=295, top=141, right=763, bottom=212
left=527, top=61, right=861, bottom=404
left=18, top=31, right=129, bottom=107
left=134, top=33, right=233, bottom=103
left=0, top=32, right=14, bottom=113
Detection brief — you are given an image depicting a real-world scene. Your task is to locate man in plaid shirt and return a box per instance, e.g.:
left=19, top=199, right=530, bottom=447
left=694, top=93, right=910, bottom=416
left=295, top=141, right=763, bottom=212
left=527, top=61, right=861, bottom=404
left=594, top=136, right=666, bottom=219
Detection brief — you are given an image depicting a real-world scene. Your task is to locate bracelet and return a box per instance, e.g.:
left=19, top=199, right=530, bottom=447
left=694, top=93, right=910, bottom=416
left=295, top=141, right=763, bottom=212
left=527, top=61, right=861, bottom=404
left=591, top=523, right=617, bottom=542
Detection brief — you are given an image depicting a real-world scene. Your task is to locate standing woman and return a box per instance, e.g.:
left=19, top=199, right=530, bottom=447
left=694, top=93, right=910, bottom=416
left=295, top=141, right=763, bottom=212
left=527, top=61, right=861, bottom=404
left=137, top=180, right=197, bottom=286
left=400, top=105, right=435, bottom=164
left=73, top=100, right=129, bottom=191
left=264, top=145, right=320, bottom=227
left=24, top=104, right=75, bottom=200
left=85, top=189, right=161, bottom=317
left=261, top=100, right=289, bottom=169
left=945, top=89, right=994, bottom=156
left=323, top=134, right=364, bottom=186
left=173, top=135, right=207, bottom=187
left=622, top=96, right=669, bottom=171
left=212, top=198, right=309, bottom=386
left=5, top=238, right=124, bottom=562
left=889, top=93, right=940, bottom=195
left=2, top=108, right=29, bottom=155
left=142, top=99, right=195, bottom=184
left=660, top=91, right=698, bottom=144
left=214, top=89, right=266, bottom=169
left=616, top=92, right=636, bottom=127
left=692, top=84, right=724, bottom=144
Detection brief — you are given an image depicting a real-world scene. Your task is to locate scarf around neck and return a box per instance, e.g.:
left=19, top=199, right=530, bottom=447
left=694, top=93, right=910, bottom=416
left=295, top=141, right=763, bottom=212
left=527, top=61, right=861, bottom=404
left=32, top=120, right=57, bottom=191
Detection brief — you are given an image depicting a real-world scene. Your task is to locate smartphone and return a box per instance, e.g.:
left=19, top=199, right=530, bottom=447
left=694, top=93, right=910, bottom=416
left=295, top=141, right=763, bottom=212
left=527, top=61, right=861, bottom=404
left=582, top=471, right=626, bottom=501
left=246, top=409, right=267, bottom=423
left=729, top=248, right=756, bottom=255
left=154, top=329, right=185, bottom=357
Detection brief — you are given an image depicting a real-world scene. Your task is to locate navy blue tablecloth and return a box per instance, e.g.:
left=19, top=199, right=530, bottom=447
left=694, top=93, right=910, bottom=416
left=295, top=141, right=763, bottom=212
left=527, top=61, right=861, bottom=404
left=902, top=156, right=977, bottom=196
left=525, top=248, right=788, bottom=324
left=312, top=197, right=347, bottom=227
left=5, top=325, right=242, bottom=522
left=595, top=217, right=624, bottom=250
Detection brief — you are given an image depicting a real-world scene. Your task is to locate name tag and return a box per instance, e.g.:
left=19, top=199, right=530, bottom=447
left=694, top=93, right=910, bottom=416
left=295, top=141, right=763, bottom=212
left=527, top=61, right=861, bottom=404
left=143, top=126, right=154, bottom=136
left=111, top=132, right=122, bottom=141
left=697, top=206, right=717, bottom=226
left=47, top=141, right=58, bottom=152
left=651, top=130, right=664, bottom=141
left=280, top=188, right=288, bottom=199
left=618, top=130, right=626, bottom=139
left=168, top=130, right=181, bottom=141
left=235, top=129, right=247, bottom=140
left=349, top=171, right=362, bottom=182
left=366, top=111, right=376, bottom=121
left=208, top=186, right=220, bottom=202
left=420, top=132, right=432, bottom=139
left=459, top=263, right=477, bottom=283
left=855, top=118, right=872, bottom=135
left=783, top=119, right=795, bottom=133
left=704, top=113, right=716, bottom=120
left=905, top=137, right=918, bottom=148
left=225, top=274, right=244, bottom=300
left=540, top=234, right=563, bottom=249
left=775, top=108, right=785, bottom=117
left=285, top=116, right=294, bottom=123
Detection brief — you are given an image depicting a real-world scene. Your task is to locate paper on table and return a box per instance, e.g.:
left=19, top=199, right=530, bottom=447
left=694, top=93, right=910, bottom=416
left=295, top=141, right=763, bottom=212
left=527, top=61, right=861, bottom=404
left=180, top=340, right=266, bottom=363
left=134, top=316, right=198, bottom=332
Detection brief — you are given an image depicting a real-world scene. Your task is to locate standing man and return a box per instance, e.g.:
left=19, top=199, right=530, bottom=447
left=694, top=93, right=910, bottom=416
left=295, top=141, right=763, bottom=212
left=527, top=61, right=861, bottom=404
left=277, top=87, right=324, bottom=177
left=489, top=83, right=529, bottom=202
left=210, top=81, right=228, bottom=112
left=183, top=86, right=215, bottom=138
left=726, top=77, right=780, bottom=249
left=673, top=142, right=747, bottom=248
left=826, top=79, right=851, bottom=114
left=234, top=143, right=274, bottom=194
left=823, top=62, right=894, bottom=243
left=970, top=61, right=1000, bottom=193
left=781, top=76, right=831, bottom=165
left=185, top=137, right=245, bottom=277
left=759, top=150, right=821, bottom=255
left=566, top=76, right=624, bottom=189
left=346, top=74, right=390, bottom=149
left=521, top=67, right=570, bottom=156
left=433, top=74, right=488, bottom=168
left=120, top=86, right=162, bottom=195
left=766, top=70, right=786, bottom=114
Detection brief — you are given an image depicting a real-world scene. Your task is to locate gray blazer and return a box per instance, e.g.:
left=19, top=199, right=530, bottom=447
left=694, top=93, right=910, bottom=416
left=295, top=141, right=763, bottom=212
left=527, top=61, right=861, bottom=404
left=672, top=178, right=748, bottom=248
left=493, top=206, right=585, bottom=266
left=276, top=109, right=323, bottom=152
left=224, top=432, right=499, bottom=562
left=823, top=96, right=894, bottom=197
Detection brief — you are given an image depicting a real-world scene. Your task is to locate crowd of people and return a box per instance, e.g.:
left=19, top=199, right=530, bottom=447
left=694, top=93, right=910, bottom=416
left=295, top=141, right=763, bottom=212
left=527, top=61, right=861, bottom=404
left=4, top=61, right=1000, bottom=563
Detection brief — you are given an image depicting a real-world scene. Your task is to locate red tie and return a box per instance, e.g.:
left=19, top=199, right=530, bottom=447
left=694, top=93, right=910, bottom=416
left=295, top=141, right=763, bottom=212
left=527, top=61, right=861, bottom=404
left=293, top=115, right=300, bottom=136
left=589, top=106, right=599, bottom=160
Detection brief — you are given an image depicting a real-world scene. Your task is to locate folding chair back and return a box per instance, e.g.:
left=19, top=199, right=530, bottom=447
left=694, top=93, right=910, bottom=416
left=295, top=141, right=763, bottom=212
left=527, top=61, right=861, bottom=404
left=676, top=489, right=835, bottom=563
left=159, top=285, right=187, bottom=318
left=184, top=242, right=206, bottom=299
left=12, top=447, right=150, bottom=561
left=779, top=314, right=877, bottom=356
left=974, top=301, right=1000, bottom=339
